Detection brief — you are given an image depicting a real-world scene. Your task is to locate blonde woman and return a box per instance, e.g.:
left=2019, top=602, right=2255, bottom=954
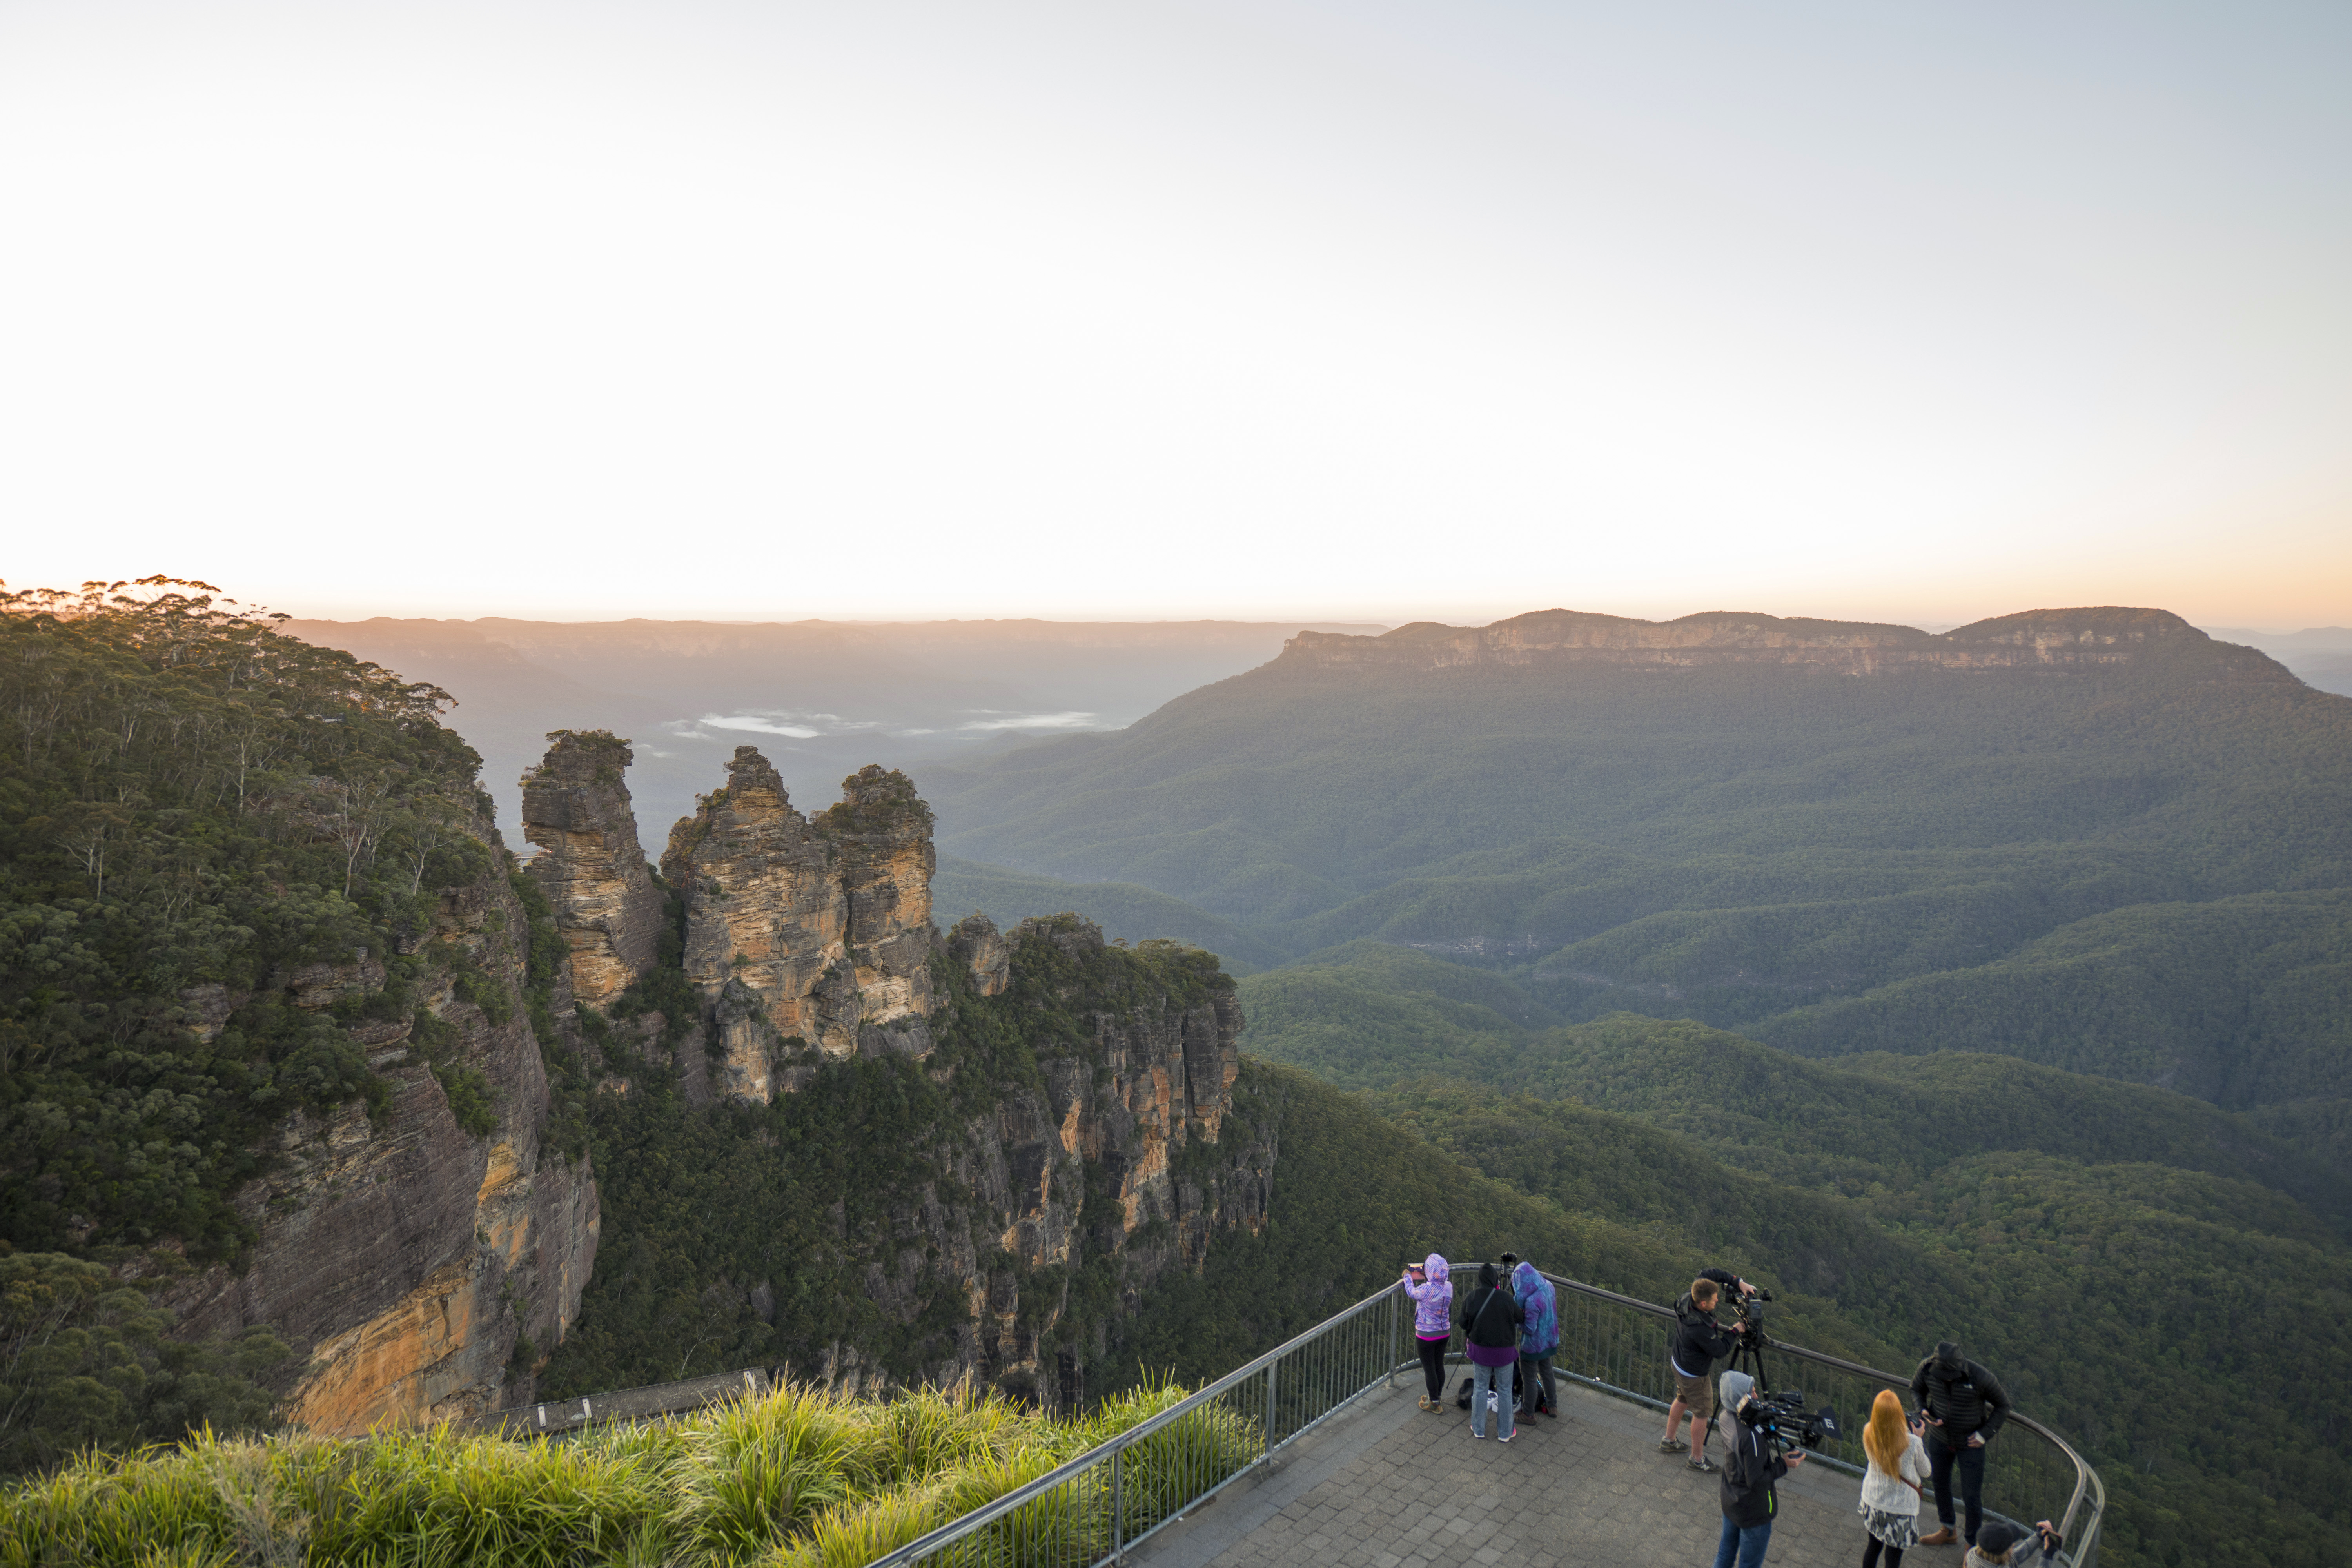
left=1858, top=1389, right=1930, bottom=1567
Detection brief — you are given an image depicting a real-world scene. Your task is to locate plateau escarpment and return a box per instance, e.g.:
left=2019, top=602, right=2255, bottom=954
left=1285, top=605, right=2295, bottom=679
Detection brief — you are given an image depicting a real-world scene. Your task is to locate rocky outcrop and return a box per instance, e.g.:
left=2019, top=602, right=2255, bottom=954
left=946, top=914, right=1011, bottom=997
left=659, top=750, right=937, bottom=1100
left=1284, top=607, right=2298, bottom=681
left=520, top=730, right=666, bottom=1010
left=944, top=919, right=1261, bottom=1408
left=162, top=817, right=599, bottom=1435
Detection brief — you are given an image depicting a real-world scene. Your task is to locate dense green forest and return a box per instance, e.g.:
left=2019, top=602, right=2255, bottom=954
left=931, top=854, right=1282, bottom=973
left=542, top=911, right=1244, bottom=1408
left=1222, top=947, right=2352, bottom=1568
left=917, top=615, right=2352, bottom=1147
left=0, top=580, right=511, bottom=1466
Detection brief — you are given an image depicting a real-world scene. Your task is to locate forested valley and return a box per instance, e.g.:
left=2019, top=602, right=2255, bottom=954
left=5, top=593, right=2348, bottom=1568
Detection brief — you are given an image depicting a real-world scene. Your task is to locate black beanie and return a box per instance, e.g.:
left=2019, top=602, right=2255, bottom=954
left=1976, top=1521, right=2025, bottom=1555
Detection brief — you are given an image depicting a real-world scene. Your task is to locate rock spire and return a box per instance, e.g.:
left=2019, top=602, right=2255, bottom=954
left=519, top=730, right=666, bottom=1009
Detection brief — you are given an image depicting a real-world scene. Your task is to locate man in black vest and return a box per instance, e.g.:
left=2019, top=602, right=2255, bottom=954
left=1910, top=1339, right=2012, bottom=1547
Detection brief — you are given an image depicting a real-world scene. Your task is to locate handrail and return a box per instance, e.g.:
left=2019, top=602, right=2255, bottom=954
left=856, top=1268, right=2103, bottom=1568
left=1540, top=1271, right=2102, bottom=1564
left=863, top=1278, right=1403, bottom=1568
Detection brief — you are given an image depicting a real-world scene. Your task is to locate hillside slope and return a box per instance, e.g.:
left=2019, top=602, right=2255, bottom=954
left=922, top=606, right=2352, bottom=1132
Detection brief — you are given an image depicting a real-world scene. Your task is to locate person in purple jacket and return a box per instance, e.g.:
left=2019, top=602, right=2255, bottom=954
left=1402, top=1254, right=1454, bottom=1411
left=1458, top=1261, right=1525, bottom=1441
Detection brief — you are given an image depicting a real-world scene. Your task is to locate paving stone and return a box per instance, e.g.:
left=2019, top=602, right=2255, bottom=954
left=1134, top=1379, right=1877, bottom=1568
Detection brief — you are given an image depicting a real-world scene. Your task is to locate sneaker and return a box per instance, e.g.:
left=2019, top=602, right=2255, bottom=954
left=1687, top=1457, right=1718, bottom=1474
left=1657, top=1437, right=1687, bottom=1453
left=1497, top=1430, right=1515, bottom=1444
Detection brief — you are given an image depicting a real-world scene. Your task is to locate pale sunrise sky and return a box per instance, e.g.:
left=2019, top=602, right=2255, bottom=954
left=3, top=0, right=2348, bottom=628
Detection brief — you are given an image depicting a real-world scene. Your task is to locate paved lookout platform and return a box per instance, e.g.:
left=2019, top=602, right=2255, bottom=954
left=1134, top=1376, right=1883, bottom=1568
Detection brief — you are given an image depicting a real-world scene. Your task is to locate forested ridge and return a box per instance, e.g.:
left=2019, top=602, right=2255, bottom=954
left=0, top=580, right=515, bottom=1469
left=918, top=612, right=2352, bottom=1148
left=7, top=588, right=2346, bottom=1568
left=1230, top=942, right=2350, bottom=1568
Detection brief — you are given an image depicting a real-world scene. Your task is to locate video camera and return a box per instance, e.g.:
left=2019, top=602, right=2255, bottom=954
left=1730, top=1284, right=1775, bottom=1345
left=1735, top=1387, right=1841, bottom=1455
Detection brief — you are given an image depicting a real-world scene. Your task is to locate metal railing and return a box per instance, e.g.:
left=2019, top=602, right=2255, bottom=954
left=1543, top=1274, right=2104, bottom=1568
left=865, top=1280, right=1408, bottom=1567
left=864, top=1269, right=2105, bottom=1568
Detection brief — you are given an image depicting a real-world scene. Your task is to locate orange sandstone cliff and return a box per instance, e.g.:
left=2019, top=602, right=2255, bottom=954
left=162, top=804, right=599, bottom=1434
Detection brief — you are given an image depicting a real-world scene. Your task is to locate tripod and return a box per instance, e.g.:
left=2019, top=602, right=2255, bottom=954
left=1724, top=1322, right=1776, bottom=1397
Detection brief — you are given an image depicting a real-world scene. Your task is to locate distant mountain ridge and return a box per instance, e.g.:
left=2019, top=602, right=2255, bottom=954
left=917, top=603, right=2352, bottom=1134
left=1289, top=605, right=2293, bottom=679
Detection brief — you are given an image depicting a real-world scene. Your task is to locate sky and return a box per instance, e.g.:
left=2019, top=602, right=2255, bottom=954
left=2, top=0, right=2348, bottom=630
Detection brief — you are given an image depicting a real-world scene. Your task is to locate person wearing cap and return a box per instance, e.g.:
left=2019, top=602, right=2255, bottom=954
left=1713, top=1369, right=1805, bottom=1568
left=1909, top=1340, right=2013, bottom=1548
left=1965, top=1519, right=2064, bottom=1566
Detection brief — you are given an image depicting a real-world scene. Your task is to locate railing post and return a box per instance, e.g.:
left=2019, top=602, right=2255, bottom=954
left=1387, top=1285, right=1401, bottom=1387
left=1111, top=1444, right=1124, bottom=1563
left=1265, top=1358, right=1278, bottom=1461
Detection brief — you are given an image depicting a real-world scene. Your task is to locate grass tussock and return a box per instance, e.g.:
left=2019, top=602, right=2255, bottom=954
left=0, top=1376, right=1262, bottom=1568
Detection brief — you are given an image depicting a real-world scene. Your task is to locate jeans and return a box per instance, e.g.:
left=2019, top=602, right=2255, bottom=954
left=1928, top=1434, right=1986, bottom=1543
left=1517, top=1351, right=1556, bottom=1414
left=1469, top=1361, right=1515, bottom=1439
left=1713, top=1515, right=1773, bottom=1568
left=1417, top=1336, right=1447, bottom=1401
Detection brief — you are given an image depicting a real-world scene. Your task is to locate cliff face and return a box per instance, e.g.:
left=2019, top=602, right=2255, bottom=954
left=1285, top=606, right=2297, bottom=681
left=545, top=747, right=1267, bottom=1416
left=659, top=750, right=936, bottom=1100
left=162, top=817, right=599, bottom=1434
left=520, top=730, right=666, bottom=1010
left=946, top=917, right=1262, bottom=1408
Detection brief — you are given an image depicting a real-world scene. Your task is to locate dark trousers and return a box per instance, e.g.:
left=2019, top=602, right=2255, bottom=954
left=1928, top=1434, right=1986, bottom=1542
left=1417, top=1336, right=1448, bottom=1400
left=1517, top=1352, right=1556, bottom=1414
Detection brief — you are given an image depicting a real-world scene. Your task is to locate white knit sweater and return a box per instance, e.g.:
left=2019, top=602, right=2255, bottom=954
left=1859, top=1433, right=1930, bottom=1515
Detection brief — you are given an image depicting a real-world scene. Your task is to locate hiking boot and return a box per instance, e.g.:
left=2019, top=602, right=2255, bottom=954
left=1686, top=1456, right=1718, bottom=1474
left=1657, top=1437, right=1688, bottom=1453
left=1917, top=1527, right=1957, bottom=1546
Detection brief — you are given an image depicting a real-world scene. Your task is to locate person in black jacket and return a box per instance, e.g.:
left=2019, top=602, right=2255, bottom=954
left=1713, top=1370, right=1805, bottom=1568
left=1909, top=1340, right=2012, bottom=1548
left=1660, top=1269, right=1755, bottom=1473
left=1457, top=1261, right=1525, bottom=1442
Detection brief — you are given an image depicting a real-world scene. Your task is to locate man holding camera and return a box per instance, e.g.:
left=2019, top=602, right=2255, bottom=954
left=1659, top=1267, right=1758, bottom=1474
left=1910, top=1339, right=2012, bottom=1549
left=1714, top=1369, right=1804, bottom=1568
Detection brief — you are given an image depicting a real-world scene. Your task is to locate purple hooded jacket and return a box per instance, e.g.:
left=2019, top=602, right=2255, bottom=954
left=1405, top=1253, right=1454, bottom=1338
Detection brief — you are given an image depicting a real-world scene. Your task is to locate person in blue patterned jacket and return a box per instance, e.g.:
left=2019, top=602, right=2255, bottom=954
left=1511, top=1259, right=1560, bottom=1420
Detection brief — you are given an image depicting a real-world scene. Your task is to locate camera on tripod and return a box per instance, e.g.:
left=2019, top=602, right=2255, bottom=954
left=1731, top=1285, right=1775, bottom=1345
left=1736, top=1387, right=1841, bottom=1454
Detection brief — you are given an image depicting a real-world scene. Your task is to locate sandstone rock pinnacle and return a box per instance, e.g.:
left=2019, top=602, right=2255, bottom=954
left=661, top=749, right=940, bottom=1100
left=520, top=730, right=666, bottom=1010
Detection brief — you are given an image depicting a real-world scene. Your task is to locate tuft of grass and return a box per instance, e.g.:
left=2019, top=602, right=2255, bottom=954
left=0, top=1376, right=1240, bottom=1568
